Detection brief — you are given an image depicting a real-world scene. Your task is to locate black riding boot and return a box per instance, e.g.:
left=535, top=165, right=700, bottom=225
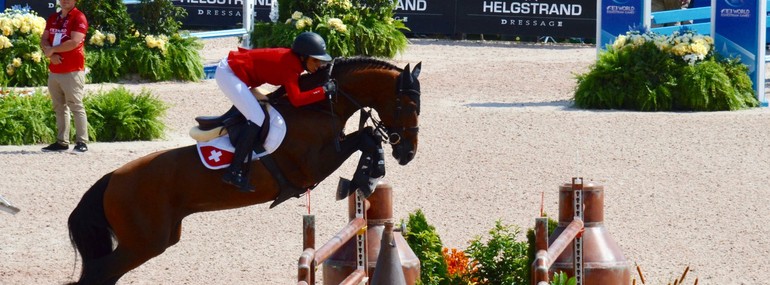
left=222, top=123, right=262, bottom=192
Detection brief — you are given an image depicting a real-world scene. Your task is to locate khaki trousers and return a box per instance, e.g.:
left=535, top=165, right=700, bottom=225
left=48, top=71, right=88, bottom=144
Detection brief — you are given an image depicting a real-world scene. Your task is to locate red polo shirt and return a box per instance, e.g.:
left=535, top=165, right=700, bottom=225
left=227, top=48, right=326, bottom=107
left=45, top=8, right=88, bottom=73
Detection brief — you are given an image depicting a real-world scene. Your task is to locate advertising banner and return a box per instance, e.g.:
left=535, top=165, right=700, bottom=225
left=454, top=0, right=597, bottom=38
left=597, top=0, right=645, bottom=50
left=713, top=0, right=767, bottom=105
left=168, top=0, right=270, bottom=28
left=394, top=0, right=456, bottom=35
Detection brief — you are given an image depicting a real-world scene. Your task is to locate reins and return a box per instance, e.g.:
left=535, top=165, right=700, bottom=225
left=326, top=62, right=420, bottom=148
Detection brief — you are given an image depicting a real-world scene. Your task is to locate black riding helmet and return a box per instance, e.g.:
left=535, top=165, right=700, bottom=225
left=291, top=32, right=332, bottom=62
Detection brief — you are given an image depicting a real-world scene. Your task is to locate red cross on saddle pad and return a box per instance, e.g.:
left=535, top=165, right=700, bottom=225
left=198, top=145, right=234, bottom=169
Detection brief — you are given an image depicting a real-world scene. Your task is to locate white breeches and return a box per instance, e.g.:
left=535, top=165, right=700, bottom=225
left=215, top=58, right=265, bottom=126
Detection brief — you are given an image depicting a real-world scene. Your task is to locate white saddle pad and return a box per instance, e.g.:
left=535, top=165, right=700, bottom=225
left=195, top=105, right=286, bottom=170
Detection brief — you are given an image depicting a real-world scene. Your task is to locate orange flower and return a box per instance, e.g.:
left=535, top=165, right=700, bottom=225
left=443, top=247, right=475, bottom=276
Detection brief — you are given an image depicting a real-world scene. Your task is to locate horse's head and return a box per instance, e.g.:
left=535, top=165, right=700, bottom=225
left=385, top=62, right=422, bottom=165
left=296, top=58, right=422, bottom=165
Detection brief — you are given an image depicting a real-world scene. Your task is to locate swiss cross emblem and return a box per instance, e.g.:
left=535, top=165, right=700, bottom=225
left=200, top=146, right=233, bottom=167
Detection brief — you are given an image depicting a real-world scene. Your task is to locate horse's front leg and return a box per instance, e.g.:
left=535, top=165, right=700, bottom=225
left=337, top=127, right=386, bottom=199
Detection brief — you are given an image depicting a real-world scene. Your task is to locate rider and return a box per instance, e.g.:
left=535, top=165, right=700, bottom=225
left=215, top=32, right=336, bottom=192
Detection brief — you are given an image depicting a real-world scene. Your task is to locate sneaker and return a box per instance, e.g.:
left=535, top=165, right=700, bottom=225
left=42, top=142, right=68, bottom=152
left=73, top=142, right=88, bottom=152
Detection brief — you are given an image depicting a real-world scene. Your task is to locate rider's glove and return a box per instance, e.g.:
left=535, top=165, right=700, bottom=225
left=323, top=80, right=337, bottom=99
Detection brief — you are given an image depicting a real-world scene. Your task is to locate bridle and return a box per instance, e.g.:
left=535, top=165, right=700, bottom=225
left=325, top=60, right=420, bottom=146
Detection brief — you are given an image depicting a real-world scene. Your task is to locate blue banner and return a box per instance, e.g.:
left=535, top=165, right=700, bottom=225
left=713, top=0, right=767, bottom=106
left=597, top=0, right=645, bottom=50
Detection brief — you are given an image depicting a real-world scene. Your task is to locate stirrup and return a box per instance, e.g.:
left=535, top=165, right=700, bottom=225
left=222, top=170, right=255, bottom=192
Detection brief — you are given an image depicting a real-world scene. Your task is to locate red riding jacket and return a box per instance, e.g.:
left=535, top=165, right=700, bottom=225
left=227, top=47, right=326, bottom=107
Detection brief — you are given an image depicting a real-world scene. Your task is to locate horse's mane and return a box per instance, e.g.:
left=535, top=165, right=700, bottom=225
left=321, top=56, right=402, bottom=78
left=268, top=57, right=401, bottom=105
left=289, top=57, right=400, bottom=93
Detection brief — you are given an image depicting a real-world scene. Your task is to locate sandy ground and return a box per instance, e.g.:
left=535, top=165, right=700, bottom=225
left=1, top=37, right=770, bottom=285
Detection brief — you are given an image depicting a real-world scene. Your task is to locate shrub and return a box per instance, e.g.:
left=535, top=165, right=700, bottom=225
left=0, top=87, right=167, bottom=145
left=85, top=29, right=123, bottom=83
left=574, top=28, right=759, bottom=111
left=80, top=0, right=203, bottom=83
left=85, top=86, right=168, bottom=141
left=465, top=220, right=530, bottom=285
left=550, top=271, right=577, bottom=285
left=77, top=0, right=135, bottom=40
left=131, top=0, right=187, bottom=36
left=0, top=89, right=55, bottom=145
left=251, top=0, right=408, bottom=58
left=0, top=6, right=49, bottom=87
left=404, top=209, right=450, bottom=285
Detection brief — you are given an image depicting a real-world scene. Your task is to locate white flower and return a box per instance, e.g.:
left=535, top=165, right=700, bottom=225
left=612, top=35, right=627, bottom=50
left=327, top=18, right=347, bottom=33
left=291, top=11, right=303, bottom=20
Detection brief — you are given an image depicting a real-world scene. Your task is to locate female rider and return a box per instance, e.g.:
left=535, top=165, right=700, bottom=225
left=215, top=32, right=336, bottom=192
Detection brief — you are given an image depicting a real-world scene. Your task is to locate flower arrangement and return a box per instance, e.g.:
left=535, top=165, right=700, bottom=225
left=80, top=0, right=202, bottom=83
left=0, top=5, right=48, bottom=87
left=574, top=28, right=759, bottom=111
left=251, top=0, right=408, bottom=58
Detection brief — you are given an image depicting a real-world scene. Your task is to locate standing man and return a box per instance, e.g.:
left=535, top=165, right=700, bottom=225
left=41, top=0, right=89, bottom=152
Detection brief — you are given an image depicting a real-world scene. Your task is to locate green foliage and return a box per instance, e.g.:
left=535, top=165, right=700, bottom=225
left=0, top=7, right=49, bottom=87
left=574, top=29, right=759, bottom=111
left=79, top=0, right=201, bottom=83
left=166, top=34, right=204, bottom=81
left=466, top=220, right=530, bottom=285
left=84, top=87, right=167, bottom=142
left=251, top=0, right=408, bottom=58
left=0, top=87, right=167, bottom=145
left=78, top=0, right=135, bottom=40
left=0, top=89, right=55, bottom=145
left=550, top=271, right=577, bottom=285
left=85, top=30, right=123, bottom=83
left=252, top=22, right=302, bottom=49
left=132, top=0, right=187, bottom=36
left=404, top=209, right=450, bottom=285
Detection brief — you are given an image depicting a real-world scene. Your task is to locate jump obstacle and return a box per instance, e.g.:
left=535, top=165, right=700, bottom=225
left=531, top=178, right=631, bottom=285
left=298, top=182, right=420, bottom=285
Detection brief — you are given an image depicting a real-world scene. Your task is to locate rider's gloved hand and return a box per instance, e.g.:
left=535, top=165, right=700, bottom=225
left=323, top=80, right=336, bottom=99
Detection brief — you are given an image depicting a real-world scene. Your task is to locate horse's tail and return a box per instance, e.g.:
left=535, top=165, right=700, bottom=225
left=68, top=172, right=114, bottom=281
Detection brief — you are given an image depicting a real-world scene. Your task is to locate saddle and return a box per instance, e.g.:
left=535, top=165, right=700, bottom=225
left=193, top=98, right=306, bottom=208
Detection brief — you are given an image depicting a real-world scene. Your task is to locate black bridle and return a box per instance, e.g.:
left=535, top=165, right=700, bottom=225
left=326, top=60, right=420, bottom=147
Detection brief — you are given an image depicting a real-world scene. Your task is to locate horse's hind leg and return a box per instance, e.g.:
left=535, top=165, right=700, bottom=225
left=79, top=243, right=170, bottom=284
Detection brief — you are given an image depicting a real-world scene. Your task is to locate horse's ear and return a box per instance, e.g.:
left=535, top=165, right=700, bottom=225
left=412, top=62, right=422, bottom=79
left=400, top=63, right=412, bottom=86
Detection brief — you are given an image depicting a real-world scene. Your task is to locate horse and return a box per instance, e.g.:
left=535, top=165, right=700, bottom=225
left=65, top=57, right=422, bottom=285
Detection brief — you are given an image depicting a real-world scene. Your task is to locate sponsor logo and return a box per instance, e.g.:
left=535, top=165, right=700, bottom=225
left=606, top=5, right=636, bottom=14
left=396, top=0, right=428, bottom=11
left=719, top=8, right=750, bottom=17
left=197, top=9, right=243, bottom=17
left=482, top=1, right=583, bottom=16
left=500, top=18, right=565, bottom=27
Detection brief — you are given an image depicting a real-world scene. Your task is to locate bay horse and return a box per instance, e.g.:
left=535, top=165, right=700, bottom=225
left=65, top=57, right=422, bottom=285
